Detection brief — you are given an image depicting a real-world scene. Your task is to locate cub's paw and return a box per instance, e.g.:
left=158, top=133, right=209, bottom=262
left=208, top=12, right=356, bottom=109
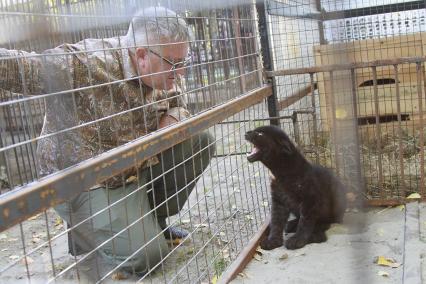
left=285, top=236, right=307, bottom=250
left=260, top=238, right=283, bottom=250
left=309, top=231, right=327, bottom=243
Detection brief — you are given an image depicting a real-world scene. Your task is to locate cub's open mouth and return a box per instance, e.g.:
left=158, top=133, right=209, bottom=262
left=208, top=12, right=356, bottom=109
left=247, top=145, right=261, bottom=162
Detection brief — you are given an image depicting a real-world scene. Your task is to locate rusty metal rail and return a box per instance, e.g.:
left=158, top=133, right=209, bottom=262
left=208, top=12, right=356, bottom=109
left=265, top=56, right=426, bottom=77
left=0, top=85, right=273, bottom=232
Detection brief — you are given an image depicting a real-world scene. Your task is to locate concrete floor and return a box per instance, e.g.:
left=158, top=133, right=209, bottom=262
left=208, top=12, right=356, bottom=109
left=231, top=202, right=426, bottom=284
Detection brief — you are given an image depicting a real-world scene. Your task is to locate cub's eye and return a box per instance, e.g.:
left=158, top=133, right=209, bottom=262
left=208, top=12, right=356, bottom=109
left=257, top=132, right=264, bottom=136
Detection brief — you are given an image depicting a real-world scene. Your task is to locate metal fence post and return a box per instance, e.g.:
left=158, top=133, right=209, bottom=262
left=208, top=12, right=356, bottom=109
left=256, top=2, right=279, bottom=126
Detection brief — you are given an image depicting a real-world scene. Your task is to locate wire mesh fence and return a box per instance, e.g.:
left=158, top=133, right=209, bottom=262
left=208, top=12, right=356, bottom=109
left=0, top=0, right=426, bottom=283
left=0, top=1, right=272, bottom=282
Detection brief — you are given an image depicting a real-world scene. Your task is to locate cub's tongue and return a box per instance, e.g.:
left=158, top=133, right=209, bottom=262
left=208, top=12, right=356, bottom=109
left=247, top=146, right=259, bottom=159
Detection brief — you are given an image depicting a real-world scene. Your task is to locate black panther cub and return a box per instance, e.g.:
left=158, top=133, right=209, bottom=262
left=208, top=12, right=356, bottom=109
left=245, top=125, right=347, bottom=250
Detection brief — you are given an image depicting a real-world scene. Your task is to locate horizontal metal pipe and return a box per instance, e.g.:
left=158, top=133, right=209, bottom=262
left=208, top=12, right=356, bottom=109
left=278, top=84, right=317, bottom=111
left=266, top=0, right=425, bottom=20
left=367, top=198, right=425, bottom=207
left=0, top=85, right=273, bottom=232
left=266, top=56, right=426, bottom=76
left=323, top=1, right=426, bottom=21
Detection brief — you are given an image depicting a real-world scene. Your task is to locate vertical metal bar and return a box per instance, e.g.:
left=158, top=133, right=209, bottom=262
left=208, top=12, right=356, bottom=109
left=44, top=211, right=56, bottom=277
left=19, top=223, right=31, bottom=281
left=232, top=6, right=247, bottom=93
left=416, top=62, right=425, bottom=195
left=292, top=112, right=301, bottom=146
left=250, top=6, right=263, bottom=87
left=372, top=66, right=383, bottom=198
left=195, top=16, right=210, bottom=109
left=394, top=65, right=406, bottom=196
left=256, top=2, right=279, bottom=126
left=205, top=10, right=221, bottom=104
left=309, top=73, right=319, bottom=164
left=328, top=71, right=340, bottom=175
left=315, top=0, right=326, bottom=45
left=422, top=64, right=426, bottom=198
left=350, top=68, right=364, bottom=203
left=201, top=14, right=217, bottom=101
left=0, top=101, right=9, bottom=191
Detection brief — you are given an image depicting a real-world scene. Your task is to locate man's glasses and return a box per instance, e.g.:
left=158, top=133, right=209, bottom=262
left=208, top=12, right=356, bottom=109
left=148, top=48, right=190, bottom=71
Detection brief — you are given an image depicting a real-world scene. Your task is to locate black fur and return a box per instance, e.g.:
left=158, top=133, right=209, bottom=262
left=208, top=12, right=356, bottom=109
left=245, top=125, right=347, bottom=250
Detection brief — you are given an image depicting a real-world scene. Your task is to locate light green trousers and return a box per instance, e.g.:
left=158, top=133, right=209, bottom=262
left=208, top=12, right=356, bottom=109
left=54, top=132, right=215, bottom=280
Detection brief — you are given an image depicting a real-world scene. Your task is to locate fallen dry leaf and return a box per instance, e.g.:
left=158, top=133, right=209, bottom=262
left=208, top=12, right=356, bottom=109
left=238, top=272, right=251, bottom=279
left=32, top=233, right=43, bottom=238
left=125, top=175, right=137, bottom=184
left=378, top=271, right=389, bottom=277
left=196, top=223, right=208, bottom=228
left=28, top=213, right=42, bottom=221
left=32, top=237, right=41, bottom=244
left=111, top=272, right=128, bottom=280
left=253, top=253, right=263, bottom=261
left=376, top=228, right=385, bottom=237
left=255, top=247, right=267, bottom=255
left=279, top=253, right=289, bottom=260
left=397, top=205, right=405, bottom=211
left=9, top=255, right=20, bottom=260
left=222, top=249, right=230, bottom=259
left=20, top=256, right=34, bottom=265
left=54, top=217, right=63, bottom=228
left=376, top=256, right=401, bottom=268
left=407, top=193, right=421, bottom=199
left=181, top=219, right=190, bottom=224
left=245, top=215, right=254, bottom=221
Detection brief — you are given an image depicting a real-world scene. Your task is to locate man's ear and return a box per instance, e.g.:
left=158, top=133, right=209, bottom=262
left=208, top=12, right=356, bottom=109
left=277, top=138, right=293, bottom=155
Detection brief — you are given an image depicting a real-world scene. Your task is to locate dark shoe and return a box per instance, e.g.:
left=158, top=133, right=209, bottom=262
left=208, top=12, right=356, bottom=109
left=163, top=226, right=189, bottom=240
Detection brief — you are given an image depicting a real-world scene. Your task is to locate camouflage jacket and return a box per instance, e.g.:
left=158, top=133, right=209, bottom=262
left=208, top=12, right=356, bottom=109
left=0, top=37, right=190, bottom=189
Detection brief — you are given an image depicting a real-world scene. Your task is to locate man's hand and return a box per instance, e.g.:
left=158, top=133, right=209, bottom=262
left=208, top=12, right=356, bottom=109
left=158, top=114, right=179, bottom=128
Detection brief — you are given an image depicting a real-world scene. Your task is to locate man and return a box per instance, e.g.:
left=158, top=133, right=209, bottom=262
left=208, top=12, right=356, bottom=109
left=0, top=6, right=215, bottom=280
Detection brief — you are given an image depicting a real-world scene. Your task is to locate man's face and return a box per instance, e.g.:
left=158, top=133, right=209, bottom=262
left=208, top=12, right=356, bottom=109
left=134, top=41, right=189, bottom=91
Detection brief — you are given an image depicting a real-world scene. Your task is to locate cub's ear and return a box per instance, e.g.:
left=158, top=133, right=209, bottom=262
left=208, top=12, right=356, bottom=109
left=277, top=138, right=293, bottom=155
